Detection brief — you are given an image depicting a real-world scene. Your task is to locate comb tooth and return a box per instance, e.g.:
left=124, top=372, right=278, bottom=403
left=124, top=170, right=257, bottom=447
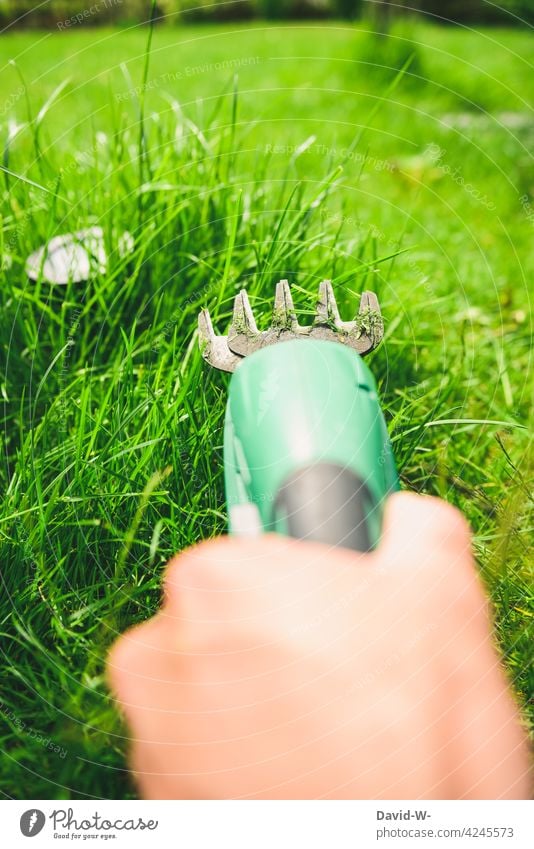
left=198, top=308, right=215, bottom=353
left=232, top=289, right=258, bottom=334
left=359, top=290, right=380, bottom=315
left=359, top=289, right=384, bottom=348
left=227, top=289, right=263, bottom=357
left=198, top=308, right=242, bottom=373
left=314, top=280, right=341, bottom=327
left=272, top=279, right=298, bottom=330
left=199, top=282, right=384, bottom=372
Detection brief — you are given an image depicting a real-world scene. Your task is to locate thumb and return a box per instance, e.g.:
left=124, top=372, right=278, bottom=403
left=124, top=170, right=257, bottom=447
left=378, top=491, right=472, bottom=565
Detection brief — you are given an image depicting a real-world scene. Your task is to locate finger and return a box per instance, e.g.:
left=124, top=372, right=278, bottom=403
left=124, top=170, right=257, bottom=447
left=160, top=534, right=302, bottom=633
left=160, top=533, right=372, bottom=642
left=161, top=534, right=294, bottom=602
left=107, top=615, right=170, bottom=709
left=161, top=531, right=358, bottom=602
left=377, top=492, right=490, bottom=630
left=379, top=491, right=472, bottom=563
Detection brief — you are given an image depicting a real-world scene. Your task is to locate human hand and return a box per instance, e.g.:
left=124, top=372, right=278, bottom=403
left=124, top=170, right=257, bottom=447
left=107, top=492, right=531, bottom=799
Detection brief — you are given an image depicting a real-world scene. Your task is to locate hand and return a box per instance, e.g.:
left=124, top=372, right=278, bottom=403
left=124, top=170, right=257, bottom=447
left=107, top=493, right=531, bottom=799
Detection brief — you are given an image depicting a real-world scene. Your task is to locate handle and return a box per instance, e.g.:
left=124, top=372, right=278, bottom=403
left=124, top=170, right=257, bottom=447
left=272, top=462, right=377, bottom=552
left=224, top=339, right=398, bottom=551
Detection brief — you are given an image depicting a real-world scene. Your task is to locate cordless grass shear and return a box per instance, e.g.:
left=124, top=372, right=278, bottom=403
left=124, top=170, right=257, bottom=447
left=198, top=281, right=398, bottom=551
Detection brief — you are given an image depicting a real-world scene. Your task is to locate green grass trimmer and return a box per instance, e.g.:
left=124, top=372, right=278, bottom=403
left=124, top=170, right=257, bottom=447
left=198, top=281, right=398, bottom=551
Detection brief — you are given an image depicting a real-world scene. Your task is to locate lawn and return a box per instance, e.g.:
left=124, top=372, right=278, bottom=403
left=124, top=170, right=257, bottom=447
left=0, top=20, right=532, bottom=799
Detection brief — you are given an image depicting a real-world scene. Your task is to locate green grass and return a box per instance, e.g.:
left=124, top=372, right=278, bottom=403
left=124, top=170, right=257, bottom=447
left=0, top=20, right=532, bottom=799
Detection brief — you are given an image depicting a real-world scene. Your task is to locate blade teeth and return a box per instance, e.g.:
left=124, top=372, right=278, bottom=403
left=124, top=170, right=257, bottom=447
left=359, top=290, right=381, bottom=315
left=198, top=308, right=215, bottom=349
left=233, top=289, right=258, bottom=334
left=358, top=290, right=384, bottom=349
left=210, top=338, right=242, bottom=372
left=199, top=284, right=383, bottom=372
left=315, top=280, right=341, bottom=327
left=198, top=308, right=242, bottom=372
left=273, top=279, right=298, bottom=330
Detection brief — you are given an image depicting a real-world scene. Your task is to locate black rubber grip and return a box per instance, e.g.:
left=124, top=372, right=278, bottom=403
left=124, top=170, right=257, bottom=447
left=272, top=462, right=376, bottom=552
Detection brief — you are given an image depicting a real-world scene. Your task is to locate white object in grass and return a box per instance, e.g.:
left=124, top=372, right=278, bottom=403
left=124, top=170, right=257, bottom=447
left=25, top=226, right=133, bottom=285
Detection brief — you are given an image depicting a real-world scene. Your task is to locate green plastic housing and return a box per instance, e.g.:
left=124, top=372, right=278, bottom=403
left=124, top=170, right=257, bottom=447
left=224, top=339, right=398, bottom=548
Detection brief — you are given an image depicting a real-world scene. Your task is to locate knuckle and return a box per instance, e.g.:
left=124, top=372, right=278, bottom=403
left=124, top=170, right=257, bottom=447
left=438, top=546, right=487, bottom=619
left=420, top=496, right=472, bottom=550
left=381, top=492, right=472, bottom=562
left=162, top=537, right=250, bottom=606
left=107, top=618, right=168, bottom=700
left=440, top=501, right=471, bottom=542
left=107, top=626, right=143, bottom=688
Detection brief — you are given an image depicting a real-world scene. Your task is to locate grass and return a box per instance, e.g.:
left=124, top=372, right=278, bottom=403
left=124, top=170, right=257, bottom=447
left=0, top=19, right=532, bottom=799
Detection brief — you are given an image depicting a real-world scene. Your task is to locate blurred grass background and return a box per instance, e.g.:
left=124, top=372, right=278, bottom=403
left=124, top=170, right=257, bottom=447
left=1, top=0, right=534, bottom=26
